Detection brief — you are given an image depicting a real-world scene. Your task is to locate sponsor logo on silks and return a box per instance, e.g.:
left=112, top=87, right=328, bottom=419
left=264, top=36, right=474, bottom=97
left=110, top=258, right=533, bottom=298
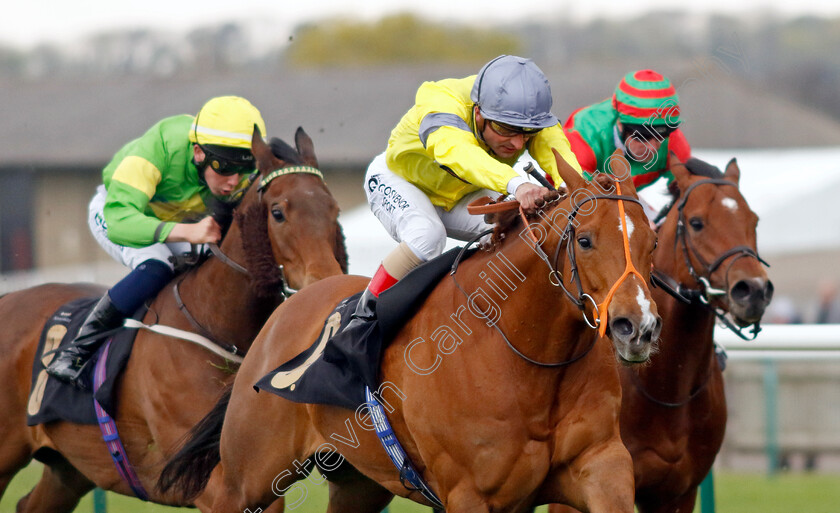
left=367, top=175, right=380, bottom=193
left=94, top=213, right=108, bottom=230
left=368, top=174, right=410, bottom=211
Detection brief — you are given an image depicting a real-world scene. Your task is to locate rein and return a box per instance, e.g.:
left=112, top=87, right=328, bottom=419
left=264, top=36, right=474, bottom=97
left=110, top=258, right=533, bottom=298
left=208, top=243, right=249, bottom=275
left=628, top=357, right=714, bottom=408
left=653, top=178, right=769, bottom=340
left=460, top=183, right=644, bottom=366
left=173, top=279, right=245, bottom=358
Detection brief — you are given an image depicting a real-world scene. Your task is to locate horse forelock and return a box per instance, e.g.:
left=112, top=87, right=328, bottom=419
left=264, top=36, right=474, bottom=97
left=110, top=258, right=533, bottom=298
left=593, top=173, right=617, bottom=192
left=684, top=158, right=724, bottom=179
left=269, top=137, right=304, bottom=165
left=657, top=157, right=725, bottom=220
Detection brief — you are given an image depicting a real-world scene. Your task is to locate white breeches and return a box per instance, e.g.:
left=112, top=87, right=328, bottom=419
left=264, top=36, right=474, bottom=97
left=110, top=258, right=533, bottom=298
left=89, top=185, right=197, bottom=271
left=364, top=153, right=495, bottom=261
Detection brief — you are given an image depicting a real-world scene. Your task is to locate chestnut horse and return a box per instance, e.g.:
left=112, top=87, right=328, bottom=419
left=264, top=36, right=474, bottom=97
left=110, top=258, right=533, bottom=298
left=0, top=127, right=347, bottom=510
left=550, top=156, right=773, bottom=513
left=159, top=150, right=662, bottom=512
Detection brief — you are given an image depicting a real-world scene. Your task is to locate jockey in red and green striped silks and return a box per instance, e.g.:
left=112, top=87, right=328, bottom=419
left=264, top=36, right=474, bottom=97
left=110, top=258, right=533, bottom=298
left=563, top=70, right=691, bottom=192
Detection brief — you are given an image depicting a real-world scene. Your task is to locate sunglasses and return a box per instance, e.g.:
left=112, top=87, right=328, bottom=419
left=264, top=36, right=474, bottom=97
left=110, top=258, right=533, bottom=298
left=202, top=147, right=257, bottom=176
left=487, top=119, right=542, bottom=138
left=622, top=123, right=677, bottom=141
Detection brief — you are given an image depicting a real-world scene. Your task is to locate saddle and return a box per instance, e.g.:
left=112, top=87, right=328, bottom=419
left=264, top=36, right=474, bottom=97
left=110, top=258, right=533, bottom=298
left=255, top=246, right=473, bottom=410
left=27, top=297, right=143, bottom=426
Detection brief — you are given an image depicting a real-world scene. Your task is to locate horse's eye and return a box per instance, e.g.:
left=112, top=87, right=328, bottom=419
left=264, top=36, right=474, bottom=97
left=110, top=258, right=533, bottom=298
left=577, top=236, right=592, bottom=249
left=271, top=208, right=286, bottom=223
left=689, top=217, right=704, bottom=231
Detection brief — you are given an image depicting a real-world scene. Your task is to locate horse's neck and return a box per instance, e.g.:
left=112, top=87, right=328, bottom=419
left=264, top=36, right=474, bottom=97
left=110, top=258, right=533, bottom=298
left=461, top=236, right=593, bottom=372
left=176, top=234, right=275, bottom=351
left=650, top=225, right=717, bottom=388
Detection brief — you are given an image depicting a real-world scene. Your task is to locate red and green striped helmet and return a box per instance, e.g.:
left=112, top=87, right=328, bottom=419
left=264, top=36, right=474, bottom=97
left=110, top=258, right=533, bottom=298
left=612, top=70, right=680, bottom=127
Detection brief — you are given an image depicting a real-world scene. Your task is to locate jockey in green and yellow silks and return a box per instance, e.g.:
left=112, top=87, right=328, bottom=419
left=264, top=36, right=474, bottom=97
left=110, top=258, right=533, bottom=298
left=46, top=96, right=267, bottom=388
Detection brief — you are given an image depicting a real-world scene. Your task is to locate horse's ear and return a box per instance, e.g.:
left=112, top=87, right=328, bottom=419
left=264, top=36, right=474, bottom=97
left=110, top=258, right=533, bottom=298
left=552, top=148, right=585, bottom=191
left=607, top=149, right=639, bottom=197
left=724, top=157, right=741, bottom=185
left=295, top=127, right=319, bottom=169
left=251, top=124, right=272, bottom=174
left=668, top=151, right=691, bottom=186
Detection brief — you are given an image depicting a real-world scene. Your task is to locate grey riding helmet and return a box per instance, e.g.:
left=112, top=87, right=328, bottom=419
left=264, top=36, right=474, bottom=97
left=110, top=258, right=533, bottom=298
left=470, top=55, right=559, bottom=129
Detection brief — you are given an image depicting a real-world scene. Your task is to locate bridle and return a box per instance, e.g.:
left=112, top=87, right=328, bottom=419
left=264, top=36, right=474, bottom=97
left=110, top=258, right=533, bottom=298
left=650, top=178, right=769, bottom=340
left=173, top=164, right=325, bottom=354
left=457, top=181, right=646, bottom=367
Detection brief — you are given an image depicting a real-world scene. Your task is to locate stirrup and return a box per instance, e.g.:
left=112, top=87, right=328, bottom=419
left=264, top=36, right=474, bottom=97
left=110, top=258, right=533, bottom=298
left=46, top=355, right=94, bottom=390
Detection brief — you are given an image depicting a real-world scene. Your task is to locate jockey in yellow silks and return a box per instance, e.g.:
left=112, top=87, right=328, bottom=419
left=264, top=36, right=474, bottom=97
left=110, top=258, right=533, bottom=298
left=353, top=55, right=582, bottom=325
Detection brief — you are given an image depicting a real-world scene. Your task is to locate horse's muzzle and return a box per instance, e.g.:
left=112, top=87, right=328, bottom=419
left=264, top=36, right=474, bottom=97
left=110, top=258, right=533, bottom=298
left=610, top=314, right=661, bottom=363
left=729, top=277, right=774, bottom=325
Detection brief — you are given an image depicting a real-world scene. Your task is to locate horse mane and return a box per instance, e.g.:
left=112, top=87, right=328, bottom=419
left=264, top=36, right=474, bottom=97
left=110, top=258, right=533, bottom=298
left=654, top=157, right=725, bottom=223
left=488, top=186, right=571, bottom=247
left=235, top=202, right=285, bottom=299
left=334, top=224, right=349, bottom=274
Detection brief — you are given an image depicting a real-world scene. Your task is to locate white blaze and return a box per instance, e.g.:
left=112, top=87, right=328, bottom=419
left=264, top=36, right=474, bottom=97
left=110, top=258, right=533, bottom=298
left=619, top=215, right=635, bottom=239
left=636, top=285, right=656, bottom=331
left=722, top=197, right=738, bottom=212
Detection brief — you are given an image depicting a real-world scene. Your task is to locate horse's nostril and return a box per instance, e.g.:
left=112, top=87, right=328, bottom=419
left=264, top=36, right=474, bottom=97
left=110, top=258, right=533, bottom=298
left=611, top=318, right=634, bottom=337
left=730, top=280, right=752, bottom=302
left=764, top=280, right=775, bottom=303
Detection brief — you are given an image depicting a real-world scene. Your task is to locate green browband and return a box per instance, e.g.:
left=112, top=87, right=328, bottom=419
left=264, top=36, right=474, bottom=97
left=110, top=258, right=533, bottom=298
left=258, top=165, right=323, bottom=191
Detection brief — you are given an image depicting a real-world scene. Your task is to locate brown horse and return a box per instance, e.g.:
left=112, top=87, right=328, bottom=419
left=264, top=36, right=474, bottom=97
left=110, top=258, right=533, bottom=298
left=550, top=156, right=773, bottom=513
left=0, top=127, right=347, bottom=511
left=159, top=150, right=662, bottom=512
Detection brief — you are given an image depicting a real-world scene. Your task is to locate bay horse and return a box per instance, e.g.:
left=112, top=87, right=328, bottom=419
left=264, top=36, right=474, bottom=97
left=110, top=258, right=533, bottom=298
left=549, top=155, right=773, bottom=513
left=159, top=149, right=662, bottom=512
left=0, top=127, right=347, bottom=510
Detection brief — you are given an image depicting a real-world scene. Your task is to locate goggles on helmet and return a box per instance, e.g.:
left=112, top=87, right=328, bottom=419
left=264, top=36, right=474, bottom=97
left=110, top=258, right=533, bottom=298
left=199, top=144, right=256, bottom=177
left=621, top=123, right=677, bottom=141
left=487, top=119, right=543, bottom=138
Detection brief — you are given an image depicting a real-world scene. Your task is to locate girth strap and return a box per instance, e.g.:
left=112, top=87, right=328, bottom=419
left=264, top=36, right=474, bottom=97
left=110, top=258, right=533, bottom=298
left=93, top=341, right=149, bottom=501
left=365, top=387, right=445, bottom=509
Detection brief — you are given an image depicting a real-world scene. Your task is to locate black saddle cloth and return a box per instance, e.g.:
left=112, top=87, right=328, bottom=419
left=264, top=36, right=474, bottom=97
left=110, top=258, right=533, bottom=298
left=255, top=246, right=472, bottom=410
left=27, top=297, right=143, bottom=426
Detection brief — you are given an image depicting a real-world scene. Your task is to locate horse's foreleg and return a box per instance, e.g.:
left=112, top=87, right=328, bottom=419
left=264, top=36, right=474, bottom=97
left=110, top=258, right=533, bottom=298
left=0, top=448, right=31, bottom=500
left=555, top=440, right=635, bottom=513
left=15, top=461, right=93, bottom=513
left=326, top=473, right=393, bottom=513
left=636, top=487, right=699, bottom=513
left=194, top=460, right=293, bottom=513
left=547, top=505, right=583, bottom=513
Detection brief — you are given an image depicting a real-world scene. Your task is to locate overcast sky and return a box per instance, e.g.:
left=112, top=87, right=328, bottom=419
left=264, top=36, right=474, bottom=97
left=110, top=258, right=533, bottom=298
left=4, top=0, right=840, bottom=49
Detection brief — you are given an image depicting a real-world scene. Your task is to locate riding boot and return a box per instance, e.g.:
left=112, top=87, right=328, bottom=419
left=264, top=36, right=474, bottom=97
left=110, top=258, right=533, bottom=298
left=45, top=293, right=124, bottom=385
left=343, top=264, right=399, bottom=331
left=344, top=242, right=424, bottom=329
left=46, top=258, right=174, bottom=388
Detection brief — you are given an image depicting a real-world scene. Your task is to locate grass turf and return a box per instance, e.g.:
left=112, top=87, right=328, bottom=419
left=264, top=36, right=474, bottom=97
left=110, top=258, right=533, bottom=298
left=2, top=462, right=839, bottom=512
